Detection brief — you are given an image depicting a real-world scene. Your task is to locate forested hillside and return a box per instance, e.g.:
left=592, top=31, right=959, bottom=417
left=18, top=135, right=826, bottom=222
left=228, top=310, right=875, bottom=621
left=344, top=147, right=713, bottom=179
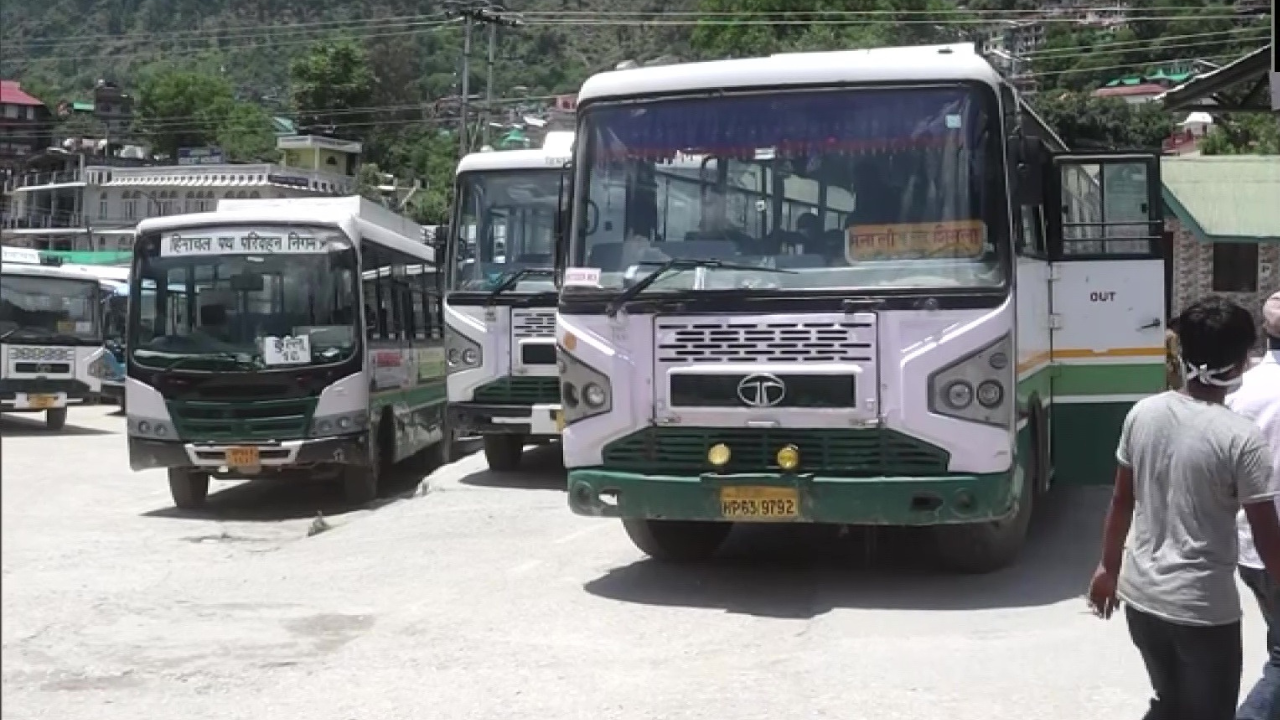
left=1, top=0, right=1273, bottom=222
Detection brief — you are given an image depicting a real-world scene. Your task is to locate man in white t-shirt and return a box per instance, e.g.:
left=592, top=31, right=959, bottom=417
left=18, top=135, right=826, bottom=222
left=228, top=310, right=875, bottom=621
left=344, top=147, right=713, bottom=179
left=1235, top=292, right=1280, bottom=720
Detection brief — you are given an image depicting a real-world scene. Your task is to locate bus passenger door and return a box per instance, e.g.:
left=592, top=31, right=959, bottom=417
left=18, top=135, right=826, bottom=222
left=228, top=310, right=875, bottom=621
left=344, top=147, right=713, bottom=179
left=1045, top=153, right=1165, bottom=486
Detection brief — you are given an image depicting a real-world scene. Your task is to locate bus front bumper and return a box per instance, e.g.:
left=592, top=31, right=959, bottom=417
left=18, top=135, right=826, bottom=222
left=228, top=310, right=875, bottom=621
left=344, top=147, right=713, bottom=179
left=449, top=402, right=562, bottom=438
left=0, top=380, right=95, bottom=411
left=566, top=468, right=1019, bottom=526
left=129, top=433, right=371, bottom=472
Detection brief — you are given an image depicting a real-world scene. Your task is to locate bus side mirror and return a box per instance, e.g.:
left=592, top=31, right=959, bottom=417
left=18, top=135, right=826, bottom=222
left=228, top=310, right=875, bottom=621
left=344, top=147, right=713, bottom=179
left=1015, top=135, right=1046, bottom=207
left=432, top=225, right=449, bottom=252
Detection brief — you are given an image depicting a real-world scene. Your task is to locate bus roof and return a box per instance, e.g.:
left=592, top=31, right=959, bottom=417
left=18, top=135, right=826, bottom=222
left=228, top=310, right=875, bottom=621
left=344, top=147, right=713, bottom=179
left=576, top=43, right=1002, bottom=104
left=456, top=135, right=575, bottom=175
left=135, top=196, right=433, bottom=263
left=1, top=261, right=104, bottom=283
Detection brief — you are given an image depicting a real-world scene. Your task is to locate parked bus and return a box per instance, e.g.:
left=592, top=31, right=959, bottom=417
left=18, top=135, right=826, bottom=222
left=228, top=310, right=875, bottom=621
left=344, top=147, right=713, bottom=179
left=125, top=196, right=448, bottom=508
left=555, top=44, right=1165, bottom=572
left=1, top=247, right=109, bottom=429
left=441, top=132, right=573, bottom=470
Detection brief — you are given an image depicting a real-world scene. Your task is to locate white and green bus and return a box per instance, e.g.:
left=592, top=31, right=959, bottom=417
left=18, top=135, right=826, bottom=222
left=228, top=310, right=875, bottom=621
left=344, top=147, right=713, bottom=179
left=1, top=247, right=110, bottom=429
left=441, top=133, right=573, bottom=471
left=556, top=43, right=1165, bottom=572
left=126, top=196, right=449, bottom=508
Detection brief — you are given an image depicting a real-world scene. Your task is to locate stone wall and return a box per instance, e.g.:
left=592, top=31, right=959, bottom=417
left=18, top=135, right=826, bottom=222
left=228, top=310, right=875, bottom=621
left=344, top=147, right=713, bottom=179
left=1169, top=218, right=1280, bottom=349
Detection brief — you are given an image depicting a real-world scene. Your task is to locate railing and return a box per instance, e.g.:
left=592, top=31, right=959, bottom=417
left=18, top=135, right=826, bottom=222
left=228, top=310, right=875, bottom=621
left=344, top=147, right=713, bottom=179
left=7, top=170, right=83, bottom=190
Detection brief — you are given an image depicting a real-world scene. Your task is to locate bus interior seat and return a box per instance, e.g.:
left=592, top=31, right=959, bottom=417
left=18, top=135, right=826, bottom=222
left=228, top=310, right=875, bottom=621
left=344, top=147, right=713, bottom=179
left=773, top=254, right=827, bottom=269
left=660, top=239, right=739, bottom=260
left=587, top=242, right=623, bottom=269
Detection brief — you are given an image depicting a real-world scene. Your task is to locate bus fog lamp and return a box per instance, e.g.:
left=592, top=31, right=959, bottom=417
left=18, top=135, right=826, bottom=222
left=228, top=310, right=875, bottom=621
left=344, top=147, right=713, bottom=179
left=776, top=444, right=800, bottom=471
left=988, top=352, right=1009, bottom=370
left=583, top=383, right=607, bottom=408
left=943, top=380, right=974, bottom=409
left=976, top=380, right=1004, bottom=408
left=562, top=382, right=580, bottom=408
left=707, top=443, right=731, bottom=467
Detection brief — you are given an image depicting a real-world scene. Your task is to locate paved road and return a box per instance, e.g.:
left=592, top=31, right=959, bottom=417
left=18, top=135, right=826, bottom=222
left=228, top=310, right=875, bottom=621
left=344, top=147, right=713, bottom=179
left=1, top=405, right=1270, bottom=719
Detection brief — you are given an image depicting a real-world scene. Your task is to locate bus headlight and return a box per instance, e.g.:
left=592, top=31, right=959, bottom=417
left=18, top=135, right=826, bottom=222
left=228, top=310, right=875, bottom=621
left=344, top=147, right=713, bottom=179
left=309, top=410, right=368, bottom=437
left=558, top=346, right=611, bottom=426
left=976, top=380, right=1004, bottom=408
left=87, top=356, right=107, bottom=378
left=129, top=417, right=177, bottom=440
left=445, top=328, right=482, bottom=374
left=928, top=334, right=1013, bottom=427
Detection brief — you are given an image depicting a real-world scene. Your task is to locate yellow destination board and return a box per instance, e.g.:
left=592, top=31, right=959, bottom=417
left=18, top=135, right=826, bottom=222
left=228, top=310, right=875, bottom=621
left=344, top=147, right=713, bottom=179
left=845, top=219, right=987, bottom=261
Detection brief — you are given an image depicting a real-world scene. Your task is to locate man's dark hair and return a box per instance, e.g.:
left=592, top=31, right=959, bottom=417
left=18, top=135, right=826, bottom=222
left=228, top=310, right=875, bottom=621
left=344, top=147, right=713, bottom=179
left=1176, top=295, right=1256, bottom=370
left=1167, top=316, right=1180, bottom=333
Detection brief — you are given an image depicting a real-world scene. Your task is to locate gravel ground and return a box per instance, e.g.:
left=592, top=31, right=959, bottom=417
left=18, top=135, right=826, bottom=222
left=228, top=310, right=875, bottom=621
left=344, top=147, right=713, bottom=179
left=1, top=405, right=1269, bottom=719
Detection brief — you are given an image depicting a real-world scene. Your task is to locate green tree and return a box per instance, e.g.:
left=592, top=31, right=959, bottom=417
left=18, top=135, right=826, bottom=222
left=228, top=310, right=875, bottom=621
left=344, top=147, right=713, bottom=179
left=289, top=38, right=375, bottom=140
left=1031, top=91, right=1175, bottom=150
left=134, top=68, right=237, bottom=158
left=689, top=0, right=962, bottom=59
left=1200, top=115, right=1280, bottom=156
left=214, top=101, right=277, bottom=162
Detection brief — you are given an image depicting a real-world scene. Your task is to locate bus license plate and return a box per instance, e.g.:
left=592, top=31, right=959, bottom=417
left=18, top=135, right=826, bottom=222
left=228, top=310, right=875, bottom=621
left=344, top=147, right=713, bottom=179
left=720, top=486, right=799, bottom=521
left=225, top=446, right=260, bottom=469
left=28, top=394, right=56, bottom=410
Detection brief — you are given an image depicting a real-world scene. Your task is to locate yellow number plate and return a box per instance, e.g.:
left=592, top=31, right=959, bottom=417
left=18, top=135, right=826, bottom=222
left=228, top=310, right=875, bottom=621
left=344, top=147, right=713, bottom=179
left=225, top=446, right=260, bottom=468
left=719, top=486, right=799, bottom=521
left=553, top=409, right=565, bottom=432
left=28, top=394, right=56, bottom=410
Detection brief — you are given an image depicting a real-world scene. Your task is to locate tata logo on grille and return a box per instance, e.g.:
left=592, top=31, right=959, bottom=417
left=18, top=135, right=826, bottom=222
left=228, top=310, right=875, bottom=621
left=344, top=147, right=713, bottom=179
left=736, top=373, right=786, bottom=408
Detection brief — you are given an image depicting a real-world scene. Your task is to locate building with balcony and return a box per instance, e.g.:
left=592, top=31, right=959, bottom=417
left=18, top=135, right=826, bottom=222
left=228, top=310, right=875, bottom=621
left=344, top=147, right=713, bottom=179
left=0, top=80, right=54, bottom=179
left=1, top=135, right=361, bottom=251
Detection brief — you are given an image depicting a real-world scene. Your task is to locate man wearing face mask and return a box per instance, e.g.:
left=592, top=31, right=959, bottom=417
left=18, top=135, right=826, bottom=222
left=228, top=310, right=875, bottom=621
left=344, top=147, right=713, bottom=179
left=1087, top=295, right=1280, bottom=720
left=1234, top=292, right=1280, bottom=720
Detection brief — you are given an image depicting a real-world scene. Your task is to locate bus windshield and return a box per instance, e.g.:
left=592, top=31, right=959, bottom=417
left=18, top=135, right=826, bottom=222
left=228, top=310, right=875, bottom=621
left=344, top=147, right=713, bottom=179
left=570, top=86, right=1006, bottom=295
left=448, top=169, right=562, bottom=293
left=0, top=273, right=102, bottom=344
left=129, top=225, right=360, bottom=370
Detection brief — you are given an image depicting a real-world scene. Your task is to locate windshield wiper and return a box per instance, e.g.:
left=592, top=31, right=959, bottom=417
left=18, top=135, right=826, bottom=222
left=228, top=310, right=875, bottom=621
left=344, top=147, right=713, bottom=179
left=152, top=351, right=258, bottom=382
left=606, top=258, right=794, bottom=317
left=485, top=267, right=555, bottom=306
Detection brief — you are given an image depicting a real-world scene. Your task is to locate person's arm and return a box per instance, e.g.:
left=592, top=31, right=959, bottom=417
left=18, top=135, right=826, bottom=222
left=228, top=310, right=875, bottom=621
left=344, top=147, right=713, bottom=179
left=1089, top=409, right=1138, bottom=618
left=1100, top=465, right=1136, bottom=577
left=1240, top=432, right=1280, bottom=582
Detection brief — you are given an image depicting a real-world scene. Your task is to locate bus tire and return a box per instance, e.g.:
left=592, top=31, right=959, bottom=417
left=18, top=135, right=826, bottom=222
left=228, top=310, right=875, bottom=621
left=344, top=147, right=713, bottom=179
left=483, top=434, right=525, bottom=472
left=344, top=427, right=385, bottom=505
left=45, top=408, right=67, bottom=430
left=622, top=519, right=732, bottom=563
left=1028, top=399, right=1051, bottom=495
left=168, top=468, right=210, bottom=509
left=932, top=480, right=1033, bottom=574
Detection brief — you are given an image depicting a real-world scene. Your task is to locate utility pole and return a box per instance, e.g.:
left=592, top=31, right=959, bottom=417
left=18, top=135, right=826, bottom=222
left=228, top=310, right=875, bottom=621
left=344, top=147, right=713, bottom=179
left=447, top=1, right=521, bottom=157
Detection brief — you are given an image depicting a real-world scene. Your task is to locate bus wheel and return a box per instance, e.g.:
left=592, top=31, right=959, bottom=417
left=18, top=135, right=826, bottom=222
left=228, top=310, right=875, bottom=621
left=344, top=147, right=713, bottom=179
left=622, top=519, right=732, bottom=563
left=483, top=434, right=525, bottom=472
left=932, top=480, right=1033, bottom=574
left=168, top=468, right=210, bottom=510
left=343, top=429, right=384, bottom=505
left=45, top=408, right=67, bottom=430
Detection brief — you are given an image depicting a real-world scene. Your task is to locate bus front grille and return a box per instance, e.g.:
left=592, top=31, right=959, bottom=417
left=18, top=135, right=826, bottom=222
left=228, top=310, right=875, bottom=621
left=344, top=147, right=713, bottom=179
left=655, top=316, right=875, bottom=364
left=601, top=427, right=950, bottom=476
left=471, top=376, right=561, bottom=405
left=167, top=397, right=317, bottom=442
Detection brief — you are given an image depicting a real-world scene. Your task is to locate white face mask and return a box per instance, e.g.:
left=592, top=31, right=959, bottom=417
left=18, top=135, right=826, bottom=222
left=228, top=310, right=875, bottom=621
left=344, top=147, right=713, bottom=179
left=1181, top=357, right=1243, bottom=392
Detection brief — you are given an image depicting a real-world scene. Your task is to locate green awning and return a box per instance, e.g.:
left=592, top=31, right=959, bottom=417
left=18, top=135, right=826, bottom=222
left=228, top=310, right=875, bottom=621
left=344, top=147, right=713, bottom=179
left=42, top=250, right=133, bottom=265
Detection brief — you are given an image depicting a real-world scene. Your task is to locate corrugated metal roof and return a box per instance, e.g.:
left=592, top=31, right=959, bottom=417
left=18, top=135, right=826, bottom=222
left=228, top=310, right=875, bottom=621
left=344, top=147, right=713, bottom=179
left=1162, top=156, right=1280, bottom=241
left=0, top=79, right=45, bottom=106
